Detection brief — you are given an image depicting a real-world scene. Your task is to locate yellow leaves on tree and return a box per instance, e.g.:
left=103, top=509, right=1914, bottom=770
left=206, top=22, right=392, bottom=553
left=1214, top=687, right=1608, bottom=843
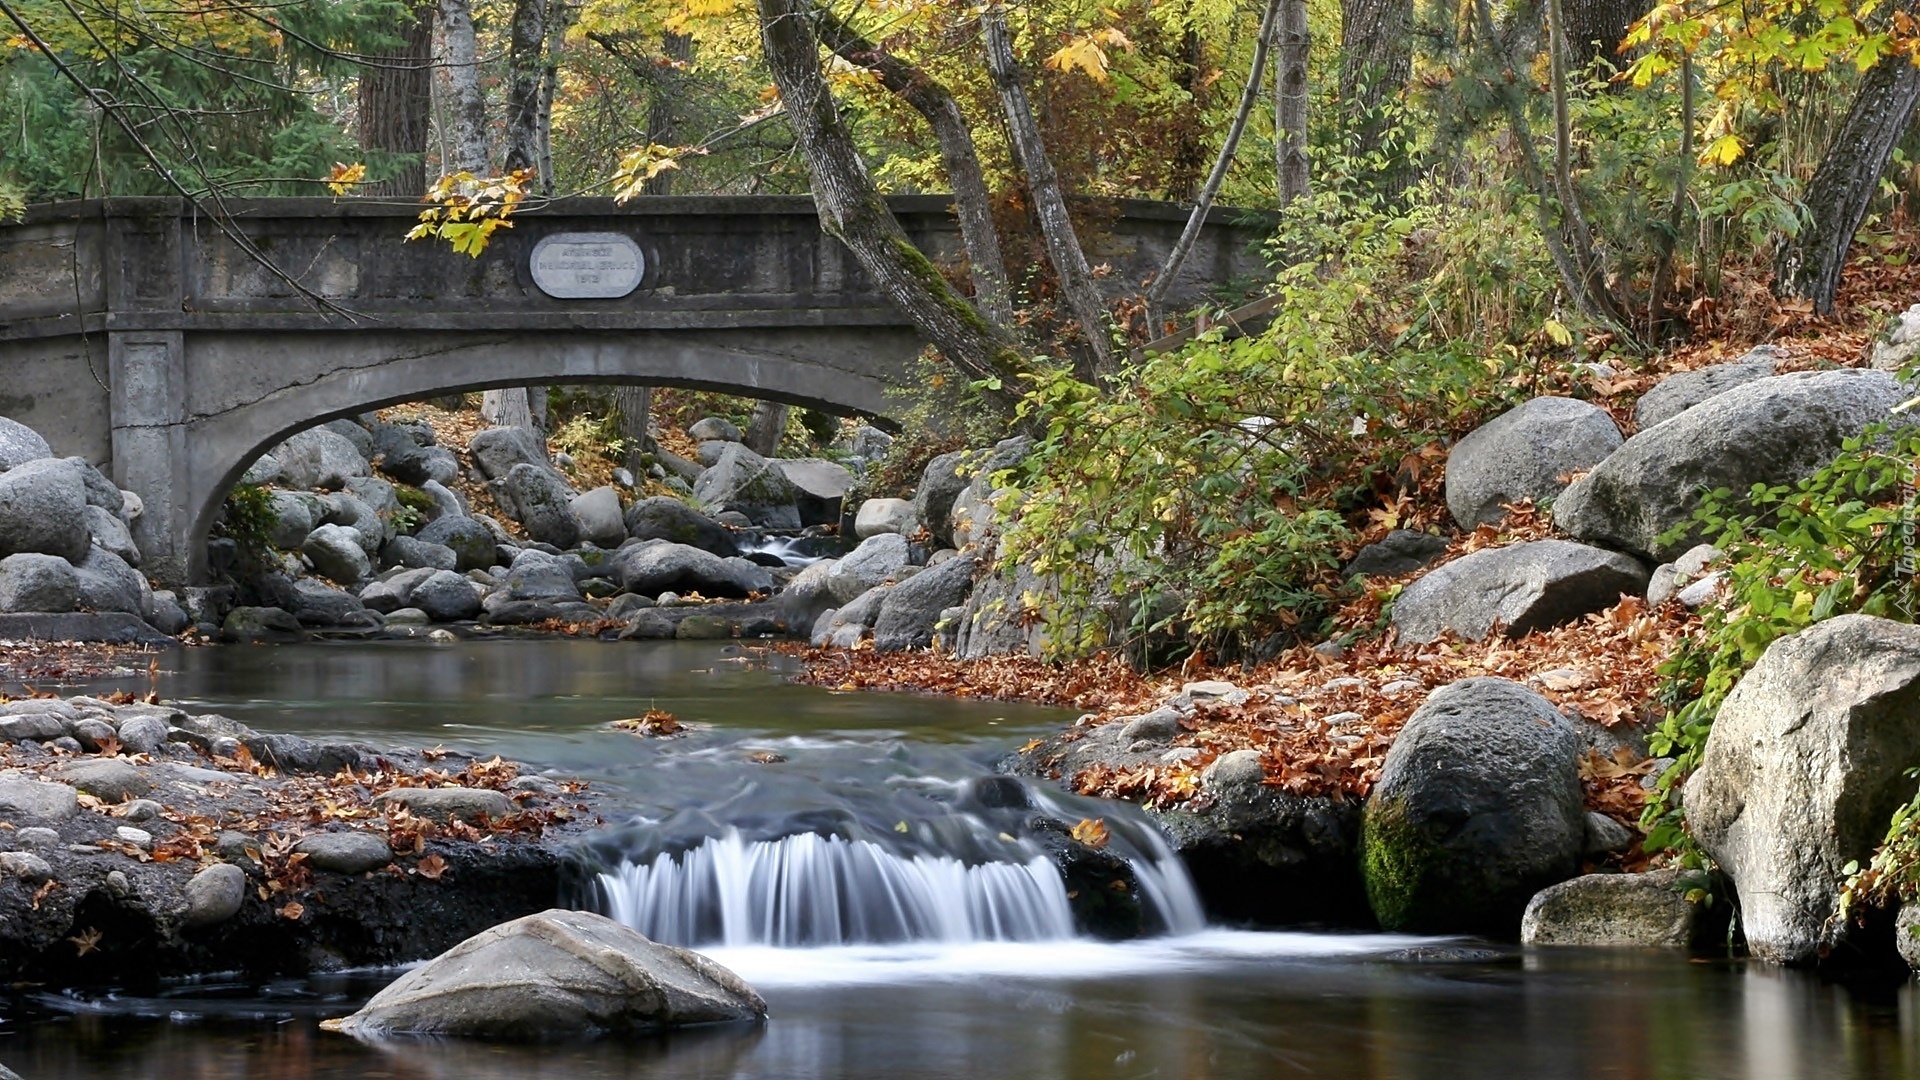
left=611, top=144, right=709, bottom=203
left=325, top=162, right=366, bottom=196
left=405, top=170, right=535, bottom=258
left=1044, top=27, right=1133, bottom=83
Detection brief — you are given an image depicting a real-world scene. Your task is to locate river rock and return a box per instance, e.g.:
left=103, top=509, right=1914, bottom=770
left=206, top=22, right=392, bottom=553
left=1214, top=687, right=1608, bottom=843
left=58, top=758, right=152, bottom=802
left=495, top=549, right=583, bottom=605
left=221, top=605, right=303, bottom=643
left=469, top=426, right=548, bottom=481
left=1685, top=615, right=1920, bottom=965
left=0, top=416, right=52, bottom=470
left=1870, top=304, right=1920, bottom=372
left=303, top=524, right=373, bottom=585
left=416, top=515, right=495, bottom=572
left=497, top=464, right=580, bottom=549
left=376, top=787, right=512, bottom=823
left=117, top=714, right=168, bottom=755
left=383, top=535, right=458, bottom=571
left=0, top=772, right=79, bottom=821
left=290, top=578, right=372, bottom=627
left=85, top=504, right=141, bottom=567
left=1345, top=530, right=1448, bottom=578
left=266, top=491, right=316, bottom=550
left=323, top=419, right=374, bottom=460
left=915, top=438, right=1029, bottom=548
left=777, top=559, right=840, bottom=630
left=623, top=497, right=738, bottom=556
left=1519, top=870, right=1703, bottom=947
left=0, top=457, right=89, bottom=562
left=827, top=533, right=910, bottom=605
left=873, top=554, right=977, bottom=652
left=693, top=444, right=800, bottom=530
left=1390, top=540, right=1648, bottom=644
left=778, top=459, right=855, bottom=527
left=1554, top=369, right=1904, bottom=561
left=276, top=428, right=369, bottom=490
left=323, top=908, right=765, bottom=1041
left=297, top=832, right=394, bottom=874
left=1634, top=349, right=1780, bottom=429
left=410, top=570, right=483, bottom=622
left=570, top=487, right=626, bottom=548
left=0, top=553, right=78, bottom=613
left=1445, top=397, right=1622, bottom=528
left=611, top=541, right=772, bottom=599
left=855, top=498, right=918, bottom=539
left=181, top=862, right=247, bottom=929
left=816, top=584, right=892, bottom=648
left=1362, top=677, right=1585, bottom=934
left=688, top=417, right=743, bottom=442
left=72, top=546, right=153, bottom=619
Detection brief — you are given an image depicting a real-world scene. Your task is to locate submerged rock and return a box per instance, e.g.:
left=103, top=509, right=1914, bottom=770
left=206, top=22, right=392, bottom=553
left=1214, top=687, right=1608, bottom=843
left=1519, top=870, right=1707, bottom=947
left=322, top=908, right=765, bottom=1041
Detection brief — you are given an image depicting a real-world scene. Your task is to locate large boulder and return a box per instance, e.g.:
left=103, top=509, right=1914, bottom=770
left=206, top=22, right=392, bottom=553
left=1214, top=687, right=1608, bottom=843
left=495, top=549, right=582, bottom=605
left=469, top=426, right=548, bottom=481
left=692, top=445, right=800, bottom=530
left=1634, top=349, right=1779, bottom=429
left=72, top=547, right=152, bottom=619
left=321, top=908, right=765, bottom=1041
left=777, top=458, right=856, bottom=527
left=266, top=491, right=317, bottom=550
left=776, top=559, right=840, bottom=631
left=854, top=498, right=918, bottom=540
left=303, top=523, right=374, bottom=586
left=416, top=515, right=496, bottom=572
left=1554, top=370, right=1904, bottom=561
left=611, top=541, right=773, bottom=599
left=1444, top=397, right=1622, bottom=528
left=569, top=486, right=627, bottom=548
left=688, top=417, right=743, bottom=442
left=0, top=553, right=77, bottom=613
left=1390, top=540, right=1647, bottom=644
left=826, top=533, right=911, bottom=605
left=1361, top=677, right=1586, bottom=934
left=1870, top=304, right=1920, bottom=372
left=1519, top=870, right=1705, bottom=947
left=0, top=457, right=89, bottom=562
left=410, top=569, right=483, bottom=622
left=623, top=497, right=738, bottom=557
left=1345, top=530, right=1448, bottom=578
left=275, top=428, right=370, bottom=490
left=1685, top=615, right=1920, bottom=965
left=497, top=464, right=580, bottom=549
left=873, top=555, right=977, bottom=651
left=0, top=416, right=52, bottom=471
left=914, top=437, right=1029, bottom=548
left=289, top=579, right=372, bottom=627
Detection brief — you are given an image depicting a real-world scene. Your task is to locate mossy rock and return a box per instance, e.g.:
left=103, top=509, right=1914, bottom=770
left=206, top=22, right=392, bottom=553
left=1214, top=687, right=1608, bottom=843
left=1361, top=795, right=1461, bottom=932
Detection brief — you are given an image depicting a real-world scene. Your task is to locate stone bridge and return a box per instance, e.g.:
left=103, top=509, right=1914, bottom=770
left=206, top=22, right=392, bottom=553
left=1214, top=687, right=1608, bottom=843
left=0, top=196, right=1269, bottom=585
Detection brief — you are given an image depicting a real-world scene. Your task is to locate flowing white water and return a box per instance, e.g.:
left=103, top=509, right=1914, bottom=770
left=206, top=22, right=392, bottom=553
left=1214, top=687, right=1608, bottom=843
left=597, top=822, right=1208, bottom=948
left=737, top=534, right=827, bottom=567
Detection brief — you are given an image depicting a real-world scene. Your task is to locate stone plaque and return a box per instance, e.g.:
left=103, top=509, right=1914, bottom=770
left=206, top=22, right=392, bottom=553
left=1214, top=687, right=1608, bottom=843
left=530, top=232, right=645, bottom=299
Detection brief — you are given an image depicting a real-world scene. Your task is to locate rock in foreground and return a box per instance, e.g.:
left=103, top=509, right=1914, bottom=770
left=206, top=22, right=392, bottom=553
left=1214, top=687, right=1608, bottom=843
left=323, top=908, right=766, bottom=1041
left=1519, top=870, right=1706, bottom=947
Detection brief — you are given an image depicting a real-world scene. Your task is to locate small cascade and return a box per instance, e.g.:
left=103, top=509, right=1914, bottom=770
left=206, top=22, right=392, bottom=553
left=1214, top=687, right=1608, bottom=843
left=599, top=830, right=1076, bottom=947
left=736, top=534, right=828, bottom=567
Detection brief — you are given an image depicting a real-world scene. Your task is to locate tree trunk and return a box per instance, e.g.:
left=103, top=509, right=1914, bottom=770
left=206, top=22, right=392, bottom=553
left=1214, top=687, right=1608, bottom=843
left=1276, top=0, right=1311, bottom=207
left=744, top=401, right=791, bottom=456
left=503, top=0, right=548, bottom=178
left=436, top=0, right=490, bottom=173
left=981, top=7, right=1114, bottom=380
left=755, top=0, right=1030, bottom=410
left=643, top=33, right=694, bottom=196
left=1561, top=0, right=1651, bottom=72
left=357, top=3, right=435, bottom=197
left=813, top=9, right=1014, bottom=330
left=1339, top=0, right=1412, bottom=194
left=1774, top=38, right=1920, bottom=313
left=482, top=388, right=537, bottom=429
left=614, top=385, right=654, bottom=475
left=536, top=1, right=576, bottom=196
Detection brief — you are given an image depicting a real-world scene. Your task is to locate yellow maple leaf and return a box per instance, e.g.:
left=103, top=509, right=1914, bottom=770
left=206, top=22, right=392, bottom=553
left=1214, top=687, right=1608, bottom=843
left=326, top=162, right=366, bottom=196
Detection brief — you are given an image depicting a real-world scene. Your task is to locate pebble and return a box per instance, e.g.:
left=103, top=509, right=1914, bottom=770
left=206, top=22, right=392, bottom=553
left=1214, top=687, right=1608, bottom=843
left=121, top=799, right=164, bottom=822
left=1323, top=712, right=1366, bottom=728
left=14, top=826, right=58, bottom=847
left=0, top=851, right=53, bottom=880
left=1320, top=677, right=1371, bottom=694
left=105, top=869, right=130, bottom=898
left=1380, top=680, right=1425, bottom=696
left=115, top=826, right=153, bottom=848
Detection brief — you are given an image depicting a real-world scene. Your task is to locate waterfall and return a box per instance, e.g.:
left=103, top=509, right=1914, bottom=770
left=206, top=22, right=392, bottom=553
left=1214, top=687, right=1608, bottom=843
left=597, top=820, right=1208, bottom=948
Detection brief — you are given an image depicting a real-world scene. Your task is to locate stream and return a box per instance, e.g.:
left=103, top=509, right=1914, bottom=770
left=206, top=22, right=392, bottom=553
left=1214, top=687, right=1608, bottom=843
left=3, top=638, right=1917, bottom=1078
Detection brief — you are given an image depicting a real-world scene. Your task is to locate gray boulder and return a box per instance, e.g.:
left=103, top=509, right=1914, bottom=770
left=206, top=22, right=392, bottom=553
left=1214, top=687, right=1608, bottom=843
left=1445, top=397, right=1622, bottom=528
left=1554, top=369, right=1904, bottom=561
left=0, top=457, right=89, bottom=562
left=416, top=515, right=495, bottom=572
left=0, top=553, right=77, bottom=613
left=221, top=605, right=303, bottom=642
left=1685, top=615, right=1920, bottom=965
left=495, top=549, right=583, bottom=604
left=1345, top=530, right=1448, bottom=578
left=182, top=863, right=247, bottom=929
left=570, top=486, right=627, bottom=548
left=73, top=546, right=152, bottom=619
left=297, top=832, right=394, bottom=874
left=612, top=541, right=773, bottom=599
left=1519, top=870, right=1705, bottom=947
left=778, top=458, right=856, bottom=527
left=318, top=492, right=387, bottom=555
left=275, top=427, right=369, bottom=490
left=623, top=497, right=738, bottom=556
left=266, top=491, right=317, bottom=550
left=85, top=504, right=141, bottom=567
left=240, top=453, right=283, bottom=486
left=776, top=559, right=840, bottom=630
left=303, top=523, right=374, bottom=585
left=854, top=498, right=919, bottom=539
left=290, top=578, right=372, bottom=627
left=1634, top=349, right=1779, bottom=429
left=0, top=416, right=52, bottom=471
left=469, top=426, right=548, bottom=481
left=0, top=772, right=79, bottom=820
left=1390, top=540, right=1648, bottom=644
left=1870, top=304, right=1920, bottom=372
left=322, top=908, right=765, bottom=1041
left=914, top=437, right=1029, bottom=548
left=147, top=591, right=190, bottom=635
left=873, top=554, right=977, bottom=652
left=693, top=444, right=800, bottom=530
left=410, top=570, right=483, bottom=622
left=816, top=585, right=892, bottom=648
left=496, top=464, right=580, bottom=549
left=826, top=533, right=910, bottom=605
left=374, top=787, right=512, bottom=822
left=1361, top=677, right=1585, bottom=933
left=322, top=418, right=375, bottom=461
left=58, top=758, right=152, bottom=802
left=383, top=535, right=458, bottom=571
left=421, top=479, right=467, bottom=519
left=688, top=417, right=744, bottom=442
left=69, top=458, right=123, bottom=514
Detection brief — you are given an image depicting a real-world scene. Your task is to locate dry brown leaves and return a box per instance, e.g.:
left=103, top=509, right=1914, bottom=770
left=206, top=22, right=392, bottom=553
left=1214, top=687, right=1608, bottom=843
left=780, top=645, right=1155, bottom=710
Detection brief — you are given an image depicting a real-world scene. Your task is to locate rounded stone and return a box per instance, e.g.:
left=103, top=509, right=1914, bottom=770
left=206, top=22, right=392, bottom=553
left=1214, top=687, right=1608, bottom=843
left=182, top=862, right=247, bottom=928
left=296, top=831, right=394, bottom=874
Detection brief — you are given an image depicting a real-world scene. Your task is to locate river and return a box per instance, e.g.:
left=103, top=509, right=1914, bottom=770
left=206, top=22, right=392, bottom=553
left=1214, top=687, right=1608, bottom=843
left=3, top=639, right=1915, bottom=1078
